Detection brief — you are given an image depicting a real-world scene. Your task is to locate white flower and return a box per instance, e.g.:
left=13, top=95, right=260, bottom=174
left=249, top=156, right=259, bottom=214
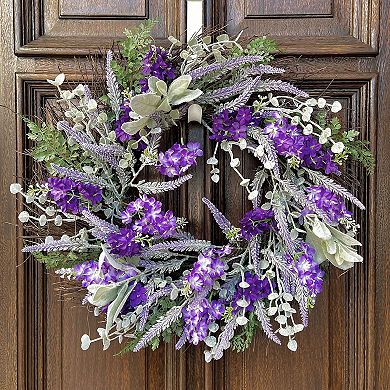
left=306, top=98, right=317, bottom=106
left=73, top=84, right=85, bottom=96
left=331, top=141, right=345, bottom=154
left=39, top=215, right=47, bottom=226
left=87, top=99, right=98, bottom=112
left=303, top=124, right=313, bottom=135
left=10, top=183, right=22, bottom=194
left=248, top=190, right=258, bottom=201
left=254, top=144, right=264, bottom=157
left=230, top=158, right=240, bottom=168
left=322, top=127, right=332, bottom=137
left=47, top=73, right=65, bottom=87
left=18, top=211, right=29, bottom=223
left=331, top=101, right=342, bottom=113
left=317, top=97, right=326, bottom=108
left=264, top=160, right=275, bottom=170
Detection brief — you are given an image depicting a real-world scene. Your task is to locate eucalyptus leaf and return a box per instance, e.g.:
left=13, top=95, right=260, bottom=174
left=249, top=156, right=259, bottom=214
left=170, top=88, right=203, bottom=106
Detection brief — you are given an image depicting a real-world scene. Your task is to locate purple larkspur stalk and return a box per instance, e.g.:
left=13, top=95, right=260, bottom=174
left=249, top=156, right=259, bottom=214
left=303, top=185, right=352, bottom=223
left=47, top=177, right=102, bottom=214
left=202, top=197, right=232, bottom=233
left=240, top=208, right=275, bottom=241
left=232, top=272, right=272, bottom=312
left=184, top=246, right=231, bottom=292
left=286, top=242, right=324, bottom=296
left=107, top=227, right=142, bottom=257
left=157, top=142, right=203, bottom=178
left=139, top=46, right=176, bottom=92
left=51, top=164, right=109, bottom=188
left=211, top=106, right=255, bottom=142
left=120, top=194, right=177, bottom=238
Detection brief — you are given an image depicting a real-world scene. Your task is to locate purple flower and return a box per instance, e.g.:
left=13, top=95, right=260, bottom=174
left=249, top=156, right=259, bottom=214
left=262, top=115, right=340, bottom=174
left=47, top=177, right=102, bottom=214
left=73, top=257, right=137, bottom=288
left=107, top=227, right=142, bottom=257
left=157, top=142, right=203, bottom=178
left=184, top=246, right=231, bottom=292
left=120, top=195, right=177, bottom=238
left=240, top=208, right=274, bottom=241
left=210, top=106, right=254, bottom=142
left=114, top=101, right=147, bottom=149
left=139, top=46, right=176, bottom=92
left=127, top=283, right=147, bottom=308
left=304, top=185, right=351, bottom=223
left=78, top=183, right=103, bottom=204
left=232, top=272, right=272, bottom=312
left=182, top=298, right=225, bottom=345
left=287, top=242, right=324, bottom=295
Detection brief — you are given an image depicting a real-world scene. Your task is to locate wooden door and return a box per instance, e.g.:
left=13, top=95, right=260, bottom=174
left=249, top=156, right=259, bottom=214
left=1, top=0, right=389, bottom=389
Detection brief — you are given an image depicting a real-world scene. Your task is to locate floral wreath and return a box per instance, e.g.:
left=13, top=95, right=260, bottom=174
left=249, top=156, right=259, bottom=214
left=11, top=21, right=374, bottom=361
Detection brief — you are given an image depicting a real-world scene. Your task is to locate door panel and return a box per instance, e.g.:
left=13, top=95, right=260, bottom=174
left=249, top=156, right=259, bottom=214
left=1, top=0, right=389, bottom=389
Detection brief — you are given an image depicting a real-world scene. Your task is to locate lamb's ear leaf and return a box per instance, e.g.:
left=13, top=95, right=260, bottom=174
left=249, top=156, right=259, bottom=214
left=168, top=75, right=192, bottom=100
left=148, top=76, right=160, bottom=93
left=170, top=89, right=203, bottom=106
left=105, top=282, right=133, bottom=332
left=130, top=93, right=161, bottom=116
left=156, top=80, right=168, bottom=96
left=122, top=117, right=150, bottom=135
left=157, top=97, right=171, bottom=113
left=87, top=284, right=120, bottom=307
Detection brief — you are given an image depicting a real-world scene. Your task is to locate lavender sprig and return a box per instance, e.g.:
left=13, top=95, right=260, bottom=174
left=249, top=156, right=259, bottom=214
left=211, top=316, right=238, bottom=360
left=51, top=164, right=109, bottom=188
left=256, top=79, right=309, bottom=98
left=57, top=121, right=92, bottom=144
left=189, top=55, right=267, bottom=81
left=80, top=143, right=123, bottom=169
left=142, top=239, right=211, bottom=256
left=81, top=209, right=118, bottom=239
left=273, top=203, right=295, bottom=254
left=202, top=197, right=232, bottom=233
left=254, top=301, right=281, bottom=345
left=196, top=79, right=252, bottom=104
left=133, top=305, right=183, bottom=352
left=106, top=50, right=122, bottom=119
left=22, top=239, right=95, bottom=253
left=136, top=174, right=193, bottom=194
left=303, top=168, right=365, bottom=210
